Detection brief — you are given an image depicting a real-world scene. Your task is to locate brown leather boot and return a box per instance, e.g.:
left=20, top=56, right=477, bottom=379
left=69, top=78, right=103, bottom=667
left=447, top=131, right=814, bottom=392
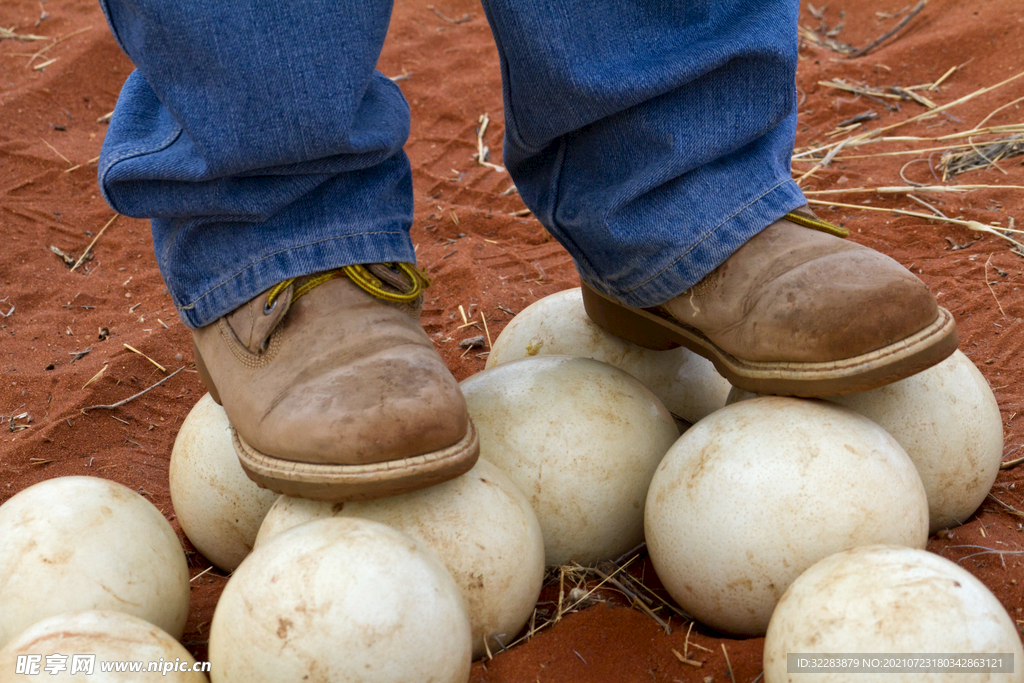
left=192, top=264, right=478, bottom=501
left=581, top=210, right=958, bottom=397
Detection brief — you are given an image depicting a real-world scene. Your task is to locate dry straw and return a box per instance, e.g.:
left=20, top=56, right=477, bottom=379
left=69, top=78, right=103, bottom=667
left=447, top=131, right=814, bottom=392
left=804, top=199, right=1024, bottom=251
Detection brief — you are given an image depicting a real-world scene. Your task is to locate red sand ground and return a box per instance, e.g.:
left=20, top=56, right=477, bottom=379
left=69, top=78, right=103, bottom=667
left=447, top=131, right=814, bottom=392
left=2, top=1, right=1023, bottom=680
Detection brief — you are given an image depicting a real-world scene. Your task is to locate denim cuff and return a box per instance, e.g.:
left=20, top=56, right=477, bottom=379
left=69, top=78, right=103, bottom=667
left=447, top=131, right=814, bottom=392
left=578, top=178, right=808, bottom=309
left=175, top=229, right=416, bottom=328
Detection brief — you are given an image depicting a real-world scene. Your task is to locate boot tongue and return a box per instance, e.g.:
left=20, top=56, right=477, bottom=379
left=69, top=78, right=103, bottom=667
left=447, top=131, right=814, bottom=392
left=365, top=263, right=414, bottom=292
left=361, top=264, right=424, bottom=319
left=225, top=283, right=293, bottom=353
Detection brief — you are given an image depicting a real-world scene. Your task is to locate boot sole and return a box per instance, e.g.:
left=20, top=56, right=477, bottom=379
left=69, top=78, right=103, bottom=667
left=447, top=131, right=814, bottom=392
left=580, top=282, right=958, bottom=397
left=193, top=341, right=480, bottom=501
left=233, top=420, right=480, bottom=501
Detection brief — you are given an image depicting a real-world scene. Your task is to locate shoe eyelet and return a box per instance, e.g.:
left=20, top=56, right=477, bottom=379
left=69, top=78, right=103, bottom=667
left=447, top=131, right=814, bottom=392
left=263, top=298, right=278, bottom=315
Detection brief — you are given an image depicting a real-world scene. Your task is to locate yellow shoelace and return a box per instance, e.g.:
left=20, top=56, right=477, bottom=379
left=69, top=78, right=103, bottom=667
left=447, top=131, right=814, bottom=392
left=785, top=211, right=849, bottom=238
left=265, top=263, right=431, bottom=310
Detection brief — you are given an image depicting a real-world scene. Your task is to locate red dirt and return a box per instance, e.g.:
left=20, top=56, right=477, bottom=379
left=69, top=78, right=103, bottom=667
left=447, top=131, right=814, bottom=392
left=1, top=0, right=1023, bottom=680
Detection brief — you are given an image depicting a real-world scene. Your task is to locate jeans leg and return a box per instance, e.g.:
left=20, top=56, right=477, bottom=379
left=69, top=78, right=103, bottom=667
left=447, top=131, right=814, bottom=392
left=481, top=0, right=807, bottom=308
left=97, top=0, right=411, bottom=328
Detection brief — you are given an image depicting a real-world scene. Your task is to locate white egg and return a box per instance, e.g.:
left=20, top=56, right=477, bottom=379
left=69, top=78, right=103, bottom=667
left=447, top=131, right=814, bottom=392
left=461, top=355, right=678, bottom=565
left=0, top=476, right=190, bottom=648
left=254, top=459, right=544, bottom=659
left=486, top=288, right=729, bottom=423
left=209, top=517, right=471, bottom=683
left=170, top=393, right=279, bottom=571
left=0, top=611, right=206, bottom=682
left=646, top=397, right=929, bottom=636
left=728, top=350, right=1003, bottom=532
left=764, top=545, right=1024, bottom=683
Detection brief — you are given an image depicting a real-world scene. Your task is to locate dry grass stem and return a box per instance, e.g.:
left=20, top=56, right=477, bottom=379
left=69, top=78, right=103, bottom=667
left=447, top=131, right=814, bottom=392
left=984, top=254, right=1007, bottom=318
left=190, top=566, right=214, bottom=583
left=805, top=198, right=1024, bottom=251
left=928, top=65, right=958, bottom=91
left=0, top=27, right=47, bottom=41
left=943, top=544, right=1024, bottom=567
left=938, top=135, right=1024, bottom=179
left=869, top=67, right=1024, bottom=136
left=483, top=636, right=493, bottom=661
left=554, top=566, right=566, bottom=624
left=509, top=207, right=532, bottom=217
left=591, top=562, right=671, bottom=633
left=26, top=25, right=91, bottom=66
left=819, top=80, right=935, bottom=110
left=1000, top=455, right=1024, bottom=470
left=81, top=367, right=184, bottom=413
left=892, top=86, right=936, bottom=109
left=906, top=194, right=948, bottom=218
left=794, top=68, right=1024, bottom=162
left=474, top=113, right=505, bottom=172
left=32, top=57, right=57, bottom=70
left=71, top=214, right=118, bottom=271
left=81, top=364, right=106, bottom=389
left=986, top=494, right=1024, bottom=517
left=427, top=5, right=472, bottom=24
left=123, top=344, right=167, bottom=373
left=671, top=648, right=703, bottom=668
left=803, top=184, right=1024, bottom=195
left=481, top=313, right=492, bottom=349
left=40, top=137, right=71, bottom=165
left=798, top=24, right=854, bottom=56
left=9, top=412, right=31, bottom=433
left=722, top=643, right=737, bottom=683
left=501, top=554, right=657, bottom=652
left=849, top=0, right=927, bottom=58
left=835, top=138, right=1023, bottom=161
left=973, top=96, right=1024, bottom=130
left=934, top=125, right=1024, bottom=141
left=819, top=79, right=903, bottom=101
left=838, top=111, right=879, bottom=128
left=825, top=123, right=862, bottom=138
left=796, top=136, right=852, bottom=184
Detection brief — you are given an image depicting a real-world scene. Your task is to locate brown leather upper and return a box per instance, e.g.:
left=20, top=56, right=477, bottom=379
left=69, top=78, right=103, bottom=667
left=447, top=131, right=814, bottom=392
left=660, top=216, right=940, bottom=363
left=192, top=271, right=469, bottom=466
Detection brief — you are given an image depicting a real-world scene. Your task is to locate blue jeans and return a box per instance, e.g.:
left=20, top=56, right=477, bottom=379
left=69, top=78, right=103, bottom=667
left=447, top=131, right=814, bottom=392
left=98, top=0, right=806, bottom=329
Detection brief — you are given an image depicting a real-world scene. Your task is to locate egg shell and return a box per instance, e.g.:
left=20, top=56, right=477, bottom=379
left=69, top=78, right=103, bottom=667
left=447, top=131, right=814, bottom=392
left=170, top=393, right=279, bottom=572
left=461, top=355, right=679, bottom=566
left=645, top=397, right=929, bottom=636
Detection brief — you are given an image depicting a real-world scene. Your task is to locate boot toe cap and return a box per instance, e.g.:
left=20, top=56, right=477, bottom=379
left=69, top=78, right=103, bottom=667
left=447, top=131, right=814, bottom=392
left=244, top=352, right=470, bottom=466
left=744, top=250, right=940, bottom=362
